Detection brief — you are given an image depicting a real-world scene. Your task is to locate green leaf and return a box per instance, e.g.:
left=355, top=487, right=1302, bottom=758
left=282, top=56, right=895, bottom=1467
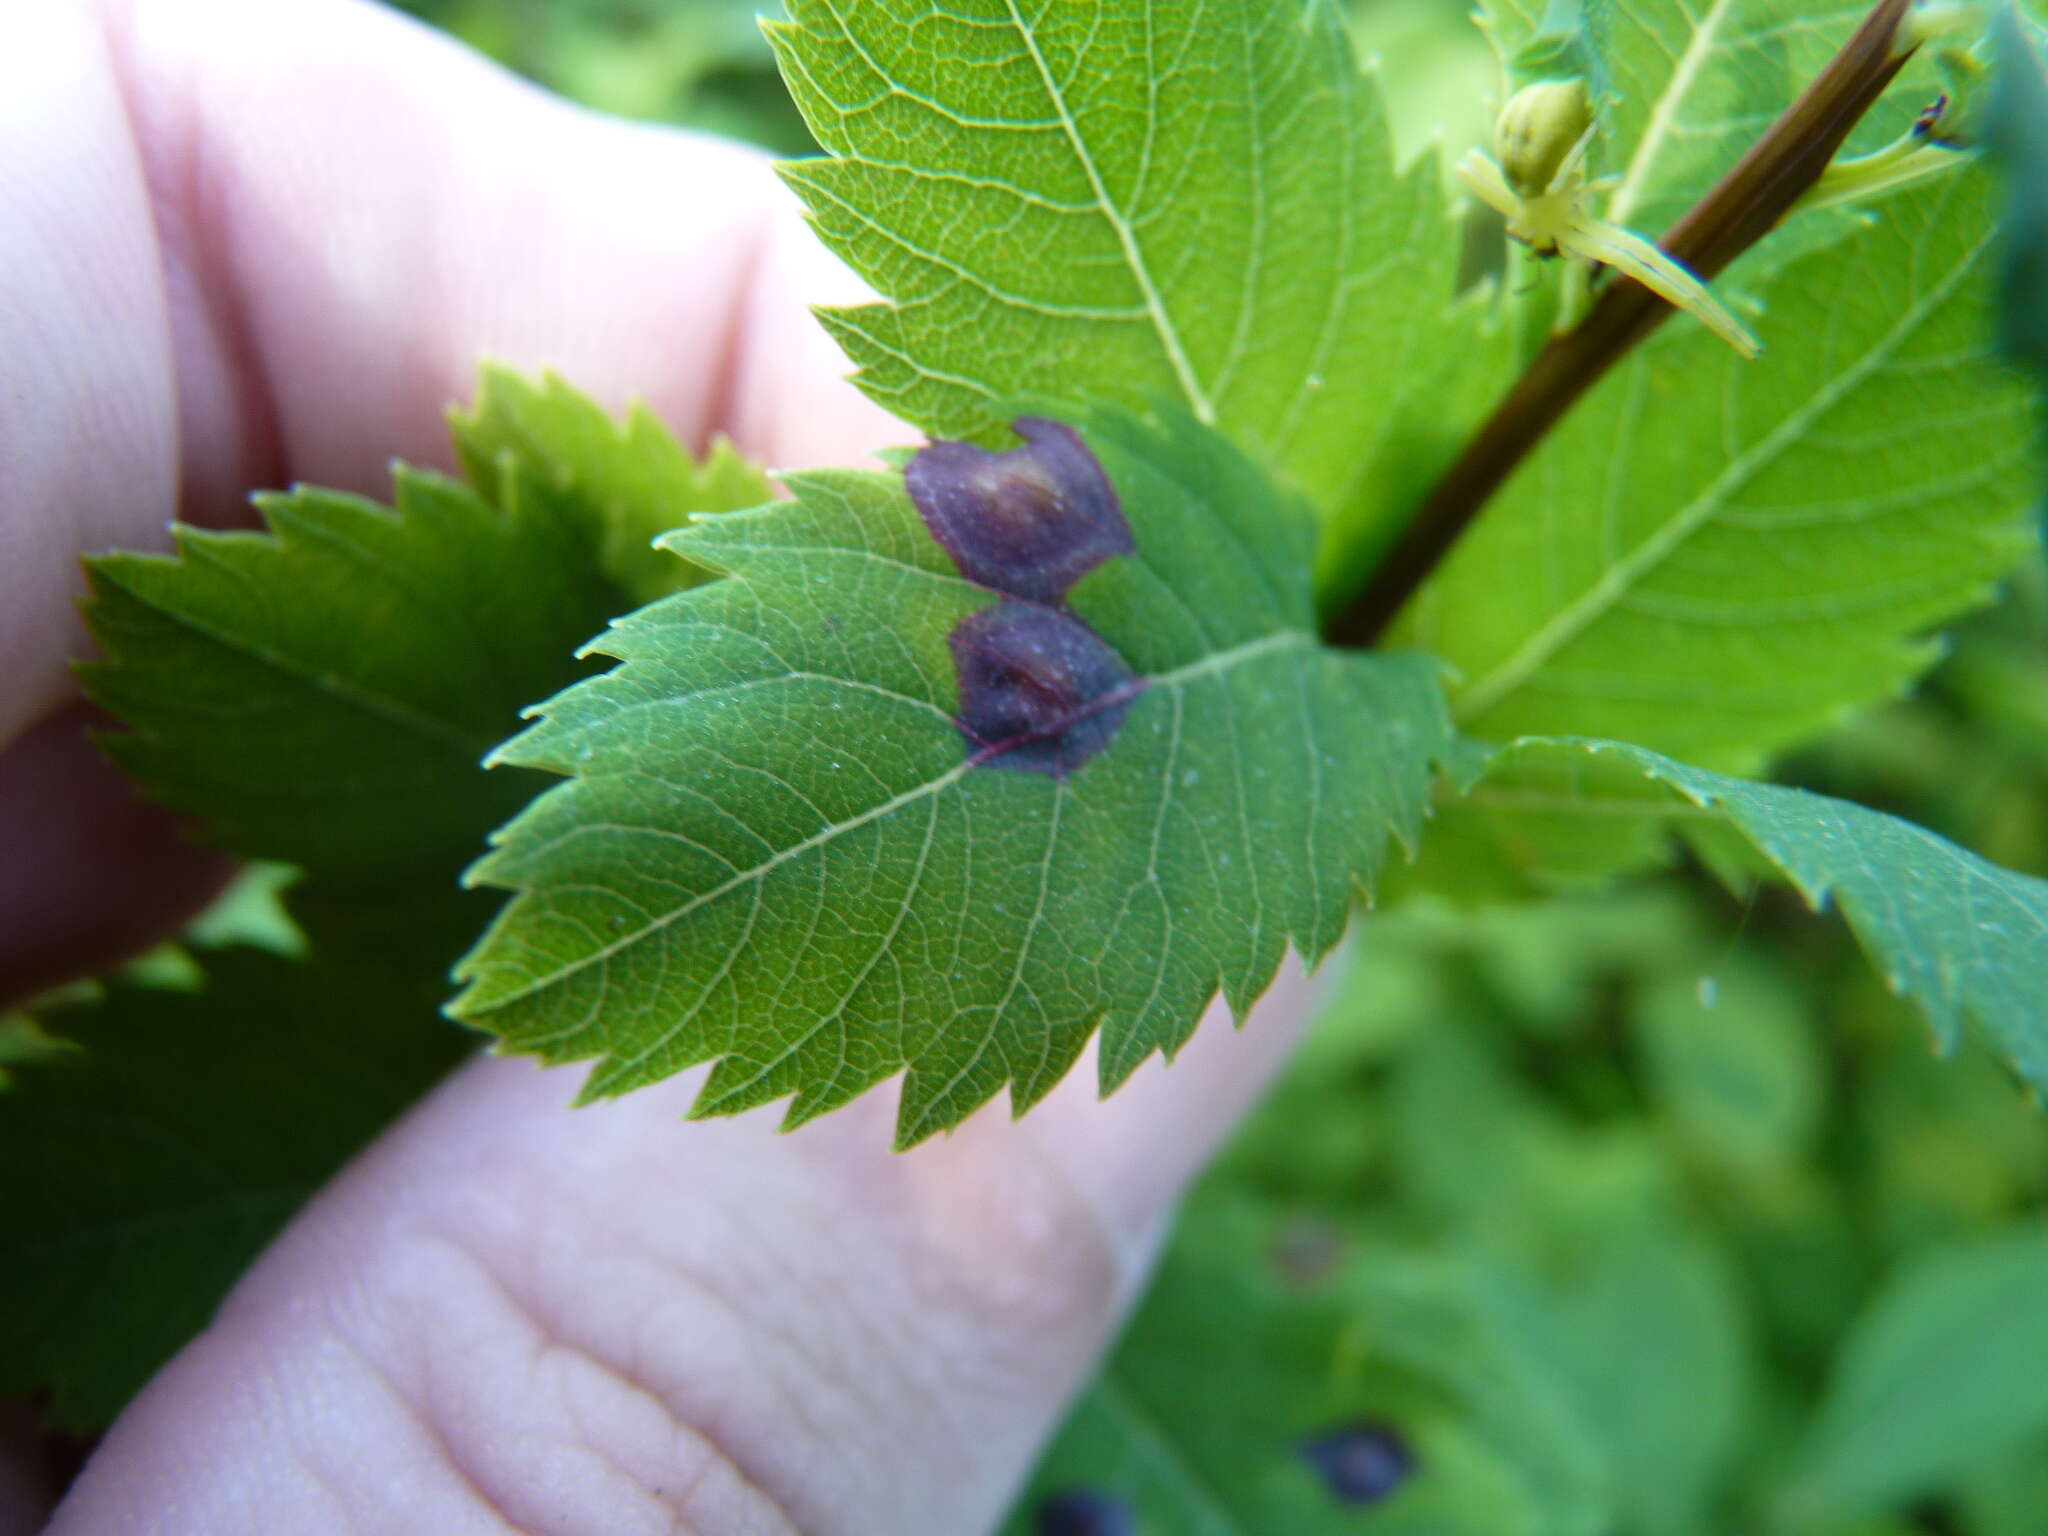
left=451, top=364, right=771, bottom=606
left=1957, top=1436, right=2048, bottom=1536
left=82, top=374, right=757, bottom=885
left=1479, top=1221, right=1754, bottom=1536
left=1481, top=0, right=1613, bottom=102
left=1475, top=738, right=2048, bottom=1096
left=454, top=404, right=1458, bottom=1146
left=1786, top=1228, right=2048, bottom=1510
left=0, top=1015, right=73, bottom=1089
left=1634, top=952, right=1826, bottom=1175
left=1399, top=165, right=2037, bottom=775
left=1004, top=1195, right=1611, bottom=1536
left=1556, top=0, right=1929, bottom=241
left=0, top=937, right=467, bottom=1430
left=25, top=375, right=763, bottom=1427
left=767, top=0, right=1513, bottom=592
left=1991, top=5, right=2048, bottom=530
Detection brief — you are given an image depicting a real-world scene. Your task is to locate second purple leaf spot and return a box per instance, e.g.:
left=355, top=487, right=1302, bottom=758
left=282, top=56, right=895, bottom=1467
left=950, top=601, right=1138, bottom=775
left=908, top=418, right=1143, bottom=779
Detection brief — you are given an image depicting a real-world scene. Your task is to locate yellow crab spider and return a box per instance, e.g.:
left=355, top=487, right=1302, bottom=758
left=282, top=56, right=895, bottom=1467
left=1457, top=80, right=1762, bottom=359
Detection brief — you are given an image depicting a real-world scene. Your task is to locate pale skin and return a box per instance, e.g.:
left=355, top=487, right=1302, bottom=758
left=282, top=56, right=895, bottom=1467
left=0, top=3, right=1316, bottom=1531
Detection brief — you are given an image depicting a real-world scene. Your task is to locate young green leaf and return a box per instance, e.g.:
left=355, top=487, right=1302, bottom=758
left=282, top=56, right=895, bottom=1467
left=451, top=364, right=771, bottom=606
left=454, top=405, right=1458, bottom=1147
left=1472, top=738, right=2048, bottom=1095
left=767, top=0, right=1513, bottom=592
left=0, top=936, right=468, bottom=1430
left=82, top=375, right=758, bottom=884
left=1398, top=166, right=2038, bottom=774
left=1785, top=1228, right=2048, bottom=1510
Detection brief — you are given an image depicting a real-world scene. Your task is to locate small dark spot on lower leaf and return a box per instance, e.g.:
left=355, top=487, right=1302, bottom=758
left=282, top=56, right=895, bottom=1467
left=1034, top=1487, right=1137, bottom=1536
left=1300, top=1422, right=1415, bottom=1505
left=951, top=600, right=1138, bottom=777
left=907, top=418, right=1132, bottom=605
left=1269, top=1216, right=1345, bottom=1287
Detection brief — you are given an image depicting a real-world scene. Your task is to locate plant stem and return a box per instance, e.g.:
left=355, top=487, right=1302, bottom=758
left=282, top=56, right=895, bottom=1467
left=1325, top=0, right=1918, bottom=649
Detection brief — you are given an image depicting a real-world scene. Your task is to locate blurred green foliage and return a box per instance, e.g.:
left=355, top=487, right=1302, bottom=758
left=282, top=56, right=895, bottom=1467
left=387, top=0, right=815, bottom=151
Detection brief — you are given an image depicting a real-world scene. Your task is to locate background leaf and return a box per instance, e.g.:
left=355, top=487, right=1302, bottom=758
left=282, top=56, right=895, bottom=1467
left=1005, top=1194, right=1612, bottom=1536
left=0, top=923, right=467, bottom=1430
left=1991, top=3, right=2048, bottom=535
left=1787, top=1229, right=2048, bottom=1510
left=13, top=376, right=759, bottom=1429
left=451, top=364, right=771, bottom=605
left=1012, top=874, right=2045, bottom=1533
left=454, top=404, right=1458, bottom=1146
left=1481, top=737, right=2048, bottom=1095
left=1399, top=166, right=2037, bottom=772
left=82, top=372, right=759, bottom=890
left=768, top=0, right=1513, bottom=594
left=390, top=0, right=817, bottom=151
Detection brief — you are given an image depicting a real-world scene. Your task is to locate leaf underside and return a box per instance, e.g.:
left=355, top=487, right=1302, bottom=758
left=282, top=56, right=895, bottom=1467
left=768, top=0, right=1513, bottom=597
left=1488, top=738, right=2048, bottom=1098
left=81, top=367, right=770, bottom=888
left=453, top=405, right=1458, bottom=1147
left=81, top=472, right=618, bottom=882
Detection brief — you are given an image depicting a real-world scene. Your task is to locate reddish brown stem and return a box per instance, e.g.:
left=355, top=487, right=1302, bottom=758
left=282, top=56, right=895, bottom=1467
left=1325, top=0, right=1918, bottom=649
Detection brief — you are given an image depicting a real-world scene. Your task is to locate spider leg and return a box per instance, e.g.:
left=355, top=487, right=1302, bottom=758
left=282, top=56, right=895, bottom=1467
left=1561, top=219, right=1762, bottom=358
left=1455, top=151, right=1524, bottom=222
left=1554, top=254, right=1592, bottom=334
left=1548, top=124, right=1600, bottom=191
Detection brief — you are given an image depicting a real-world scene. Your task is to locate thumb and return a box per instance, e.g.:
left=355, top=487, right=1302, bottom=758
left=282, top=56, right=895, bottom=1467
left=48, top=968, right=1314, bottom=1535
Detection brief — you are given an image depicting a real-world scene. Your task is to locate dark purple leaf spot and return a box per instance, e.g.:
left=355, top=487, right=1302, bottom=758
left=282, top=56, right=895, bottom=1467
left=1033, top=1488, right=1138, bottom=1536
left=1300, top=1422, right=1415, bottom=1506
left=951, top=600, right=1139, bottom=777
left=1269, top=1217, right=1346, bottom=1287
left=906, top=418, right=1132, bottom=605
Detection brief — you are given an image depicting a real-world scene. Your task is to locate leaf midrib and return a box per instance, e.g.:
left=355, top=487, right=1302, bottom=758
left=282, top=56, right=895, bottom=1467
left=464, top=629, right=1314, bottom=1012
left=1606, top=0, right=1738, bottom=227
left=104, top=572, right=498, bottom=760
left=1000, top=0, right=1218, bottom=424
